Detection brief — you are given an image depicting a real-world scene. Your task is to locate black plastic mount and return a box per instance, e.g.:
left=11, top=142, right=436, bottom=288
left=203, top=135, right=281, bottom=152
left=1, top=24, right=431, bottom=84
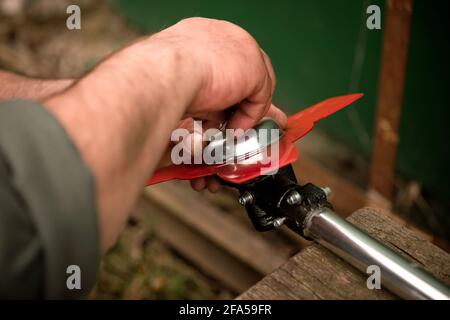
left=223, top=164, right=332, bottom=237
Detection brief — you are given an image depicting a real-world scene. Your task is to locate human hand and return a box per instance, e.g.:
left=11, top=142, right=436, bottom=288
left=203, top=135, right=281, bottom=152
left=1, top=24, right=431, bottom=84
left=152, top=18, right=287, bottom=191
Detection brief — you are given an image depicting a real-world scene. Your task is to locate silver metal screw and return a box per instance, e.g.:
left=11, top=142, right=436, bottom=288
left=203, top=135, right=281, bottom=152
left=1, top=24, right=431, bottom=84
left=322, top=186, right=332, bottom=199
left=273, top=217, right=287, bottom=228
left=238, top=191, right=254, bottom=206
left=286, top=190, right=302, bottom=205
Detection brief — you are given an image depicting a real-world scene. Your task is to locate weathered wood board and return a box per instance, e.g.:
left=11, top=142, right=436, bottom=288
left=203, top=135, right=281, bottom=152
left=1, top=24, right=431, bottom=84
left=136, top=181, right=300, bottom=293
left=238, top=207, right=450, bottom=299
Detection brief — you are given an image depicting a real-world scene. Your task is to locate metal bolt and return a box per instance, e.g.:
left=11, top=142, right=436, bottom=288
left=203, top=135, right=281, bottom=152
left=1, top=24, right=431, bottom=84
left=322, top=186, right=332, bottom=199
left=286, top=190, right=302, bottom=205
left=273, top=217, right=287, bottom=228
left=238, top=191, right=254, bottom=206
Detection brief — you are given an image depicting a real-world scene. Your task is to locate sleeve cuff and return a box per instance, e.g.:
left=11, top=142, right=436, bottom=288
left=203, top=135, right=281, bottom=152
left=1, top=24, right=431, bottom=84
left=0, top=100, right=99, bottom=298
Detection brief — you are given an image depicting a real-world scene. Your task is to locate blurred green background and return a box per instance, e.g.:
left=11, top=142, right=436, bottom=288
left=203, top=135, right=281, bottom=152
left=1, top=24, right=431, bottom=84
left=113, top=0, right=450, bottom=212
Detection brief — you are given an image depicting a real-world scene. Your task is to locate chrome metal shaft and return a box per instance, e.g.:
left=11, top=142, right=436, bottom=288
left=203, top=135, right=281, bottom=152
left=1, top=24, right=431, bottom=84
left=303, top=207, right=450, bottom=300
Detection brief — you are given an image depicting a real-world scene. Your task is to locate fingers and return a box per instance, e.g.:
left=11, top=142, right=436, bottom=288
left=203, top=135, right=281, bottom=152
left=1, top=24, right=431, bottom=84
left=260, top=49, right=277, bottom=96
left=226, top=98, right=270, bottom=130
left=267, top=104, right=288, bottom=128
left=185, top=117, right=224, bottom=158
left=190, top=177, right=206, bottom=191
left=185, top=111, right=227, bottom=124
left=226, top=48, right=276, bottom=130
left=190, top=176, right=222, bottom=192
left=226, top=72, right=272, bottom=130
left=206, top=176, right=222, bottom=193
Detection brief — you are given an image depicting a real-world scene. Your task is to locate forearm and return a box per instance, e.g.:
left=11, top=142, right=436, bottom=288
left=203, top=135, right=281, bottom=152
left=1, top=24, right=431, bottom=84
left=43, top=38, right=198, bottom=251
left=0, top=70, right=73, bottom=101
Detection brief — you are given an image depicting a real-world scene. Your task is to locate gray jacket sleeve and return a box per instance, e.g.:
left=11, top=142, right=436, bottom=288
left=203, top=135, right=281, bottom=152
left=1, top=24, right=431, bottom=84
left=0, top=100, right=99, bottom=299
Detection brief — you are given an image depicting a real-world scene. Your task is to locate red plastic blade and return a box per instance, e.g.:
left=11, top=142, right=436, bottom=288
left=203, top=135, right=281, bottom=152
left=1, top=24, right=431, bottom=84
left=284, top=93, right=364, bottom=143
left=146, top=93, right=363, bottom=185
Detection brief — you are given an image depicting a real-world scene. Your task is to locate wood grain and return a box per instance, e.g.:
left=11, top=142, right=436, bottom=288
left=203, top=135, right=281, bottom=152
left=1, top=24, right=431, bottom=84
left=136, top=197, right=261, bottom=293
left=143, top=181, right=290, bottom=275
left=238, top=207, right=450, bottom=299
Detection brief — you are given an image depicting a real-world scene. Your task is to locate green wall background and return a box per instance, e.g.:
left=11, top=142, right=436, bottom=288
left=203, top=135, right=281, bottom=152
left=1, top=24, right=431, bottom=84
left=114, top=0, right=450, bottom=204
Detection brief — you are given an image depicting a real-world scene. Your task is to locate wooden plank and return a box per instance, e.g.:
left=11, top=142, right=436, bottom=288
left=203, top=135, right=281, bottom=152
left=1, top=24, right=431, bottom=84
left=238, top=207, right=450, bottom=299
left=135, top=197, right=261, bottom=293
left=369, top=0, right=414, bottom=200
left=143, top=181, right=291, bottom=275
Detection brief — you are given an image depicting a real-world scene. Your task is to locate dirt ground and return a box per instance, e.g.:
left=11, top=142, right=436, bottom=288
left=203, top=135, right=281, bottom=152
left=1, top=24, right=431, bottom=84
left=0, top=0, right=232, bottom=299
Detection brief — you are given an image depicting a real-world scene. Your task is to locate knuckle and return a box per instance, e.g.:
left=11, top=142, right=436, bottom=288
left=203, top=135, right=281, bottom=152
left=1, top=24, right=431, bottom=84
left=177, top=17, right=208, bottom=25
left=177, top=17, right=231, bottom=28
left=176, top=17, right=258, bottom=47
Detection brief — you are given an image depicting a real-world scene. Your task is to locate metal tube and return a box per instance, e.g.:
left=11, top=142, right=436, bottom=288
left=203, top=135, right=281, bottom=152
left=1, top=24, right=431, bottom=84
left=303, top=207, right=450, bottom=300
